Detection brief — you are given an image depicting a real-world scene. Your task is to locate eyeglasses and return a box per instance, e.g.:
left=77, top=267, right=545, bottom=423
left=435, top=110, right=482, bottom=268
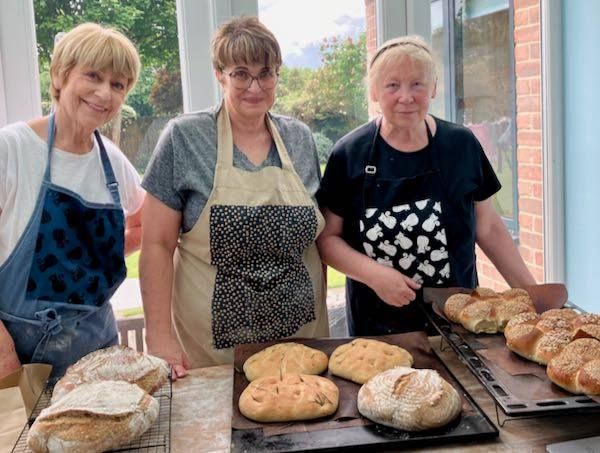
left=226, top=69, right=278, bottom=90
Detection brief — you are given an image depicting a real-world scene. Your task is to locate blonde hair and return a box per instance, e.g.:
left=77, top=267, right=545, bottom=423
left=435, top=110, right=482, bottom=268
left=368, top=35, right=436, bottom=95
left=211, top=16, right=282, bottom=71
left=50, top=22, right=141, bottom=102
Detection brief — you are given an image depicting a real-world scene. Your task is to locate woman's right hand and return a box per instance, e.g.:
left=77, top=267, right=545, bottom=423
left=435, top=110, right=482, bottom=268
left=368, top=265, right=421, bottom=307
left=0, top=321, right=21, bottom=379
left=146, top=331, right=190, bottom=381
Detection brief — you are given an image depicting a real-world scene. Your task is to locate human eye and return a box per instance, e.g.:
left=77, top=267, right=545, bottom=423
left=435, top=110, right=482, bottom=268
left=86, top=71, right=100, bottom=81
left=112, top=81, right=126, bottom=91
left=258, top=69, right=275, bottom=80
left=231, top=70, right=251, bottom=81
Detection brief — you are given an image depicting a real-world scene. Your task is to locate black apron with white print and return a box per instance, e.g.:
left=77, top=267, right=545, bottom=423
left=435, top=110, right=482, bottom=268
left=347, top=120, right=456, bottom=335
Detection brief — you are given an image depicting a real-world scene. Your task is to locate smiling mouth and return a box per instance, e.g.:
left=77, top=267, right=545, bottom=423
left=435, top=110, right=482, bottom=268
left=83, top=100, right=108, bottom=113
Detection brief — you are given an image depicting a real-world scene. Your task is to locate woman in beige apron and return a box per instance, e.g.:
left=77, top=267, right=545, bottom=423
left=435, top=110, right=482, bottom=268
left=140, top=16, right=329, bottom=377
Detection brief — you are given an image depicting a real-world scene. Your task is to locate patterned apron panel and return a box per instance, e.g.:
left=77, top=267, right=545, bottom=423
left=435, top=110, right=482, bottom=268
left=360, top=197, right=451, bottom=286
left=210, top=204, right=317, bottom=349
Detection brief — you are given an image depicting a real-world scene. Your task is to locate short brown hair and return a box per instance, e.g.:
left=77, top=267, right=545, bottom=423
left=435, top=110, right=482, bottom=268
left=368, top=35, right=436, bottom=95
left=211, top=16, right=282, bottom=71
left=50, top=22, right=141, bottom=102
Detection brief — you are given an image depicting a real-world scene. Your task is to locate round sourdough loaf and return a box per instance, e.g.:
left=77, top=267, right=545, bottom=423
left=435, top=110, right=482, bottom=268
left=52, top=345, right=169, bottom=403
left=357, top=367, right=462, bottom=431
left=238, top=374, right=339, bottom=422
left=546, top=338, right=600, bottom=395
left=444, top=287, right=535, bottom=334
left=328, top=338, right=413, bottom=384
left=27, top=380, right=159, bottom=453
left=242, top=342, right=329, bottom=381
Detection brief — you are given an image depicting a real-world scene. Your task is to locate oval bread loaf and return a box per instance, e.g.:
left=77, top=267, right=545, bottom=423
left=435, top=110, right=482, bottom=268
left=444, top=287, right=535, bottom=334
left=27, top=380, right=159, bottom=453
left=357, top=367, right=462, bottom=431
left=329, top=338, right=414, bottom=384
left=243, top=342, right=328, bottom=381
left=52, top=345, right=169, bottom=403
left=546, top=338, right=600, bottom=395
left=239, top=374, right=339, bottom=422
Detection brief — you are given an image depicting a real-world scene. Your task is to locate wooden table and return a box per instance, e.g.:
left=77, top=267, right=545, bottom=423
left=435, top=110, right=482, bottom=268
left=170, top=336, right=600, bottom=452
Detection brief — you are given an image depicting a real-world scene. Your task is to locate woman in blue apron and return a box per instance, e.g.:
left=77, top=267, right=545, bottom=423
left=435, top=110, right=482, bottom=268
left=317, top=35, right=535, bottom=336
left=0, top=23, right=144, bottom=380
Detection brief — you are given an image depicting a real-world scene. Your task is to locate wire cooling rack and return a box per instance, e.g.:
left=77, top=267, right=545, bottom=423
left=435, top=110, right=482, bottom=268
left=11, top=379, right=171, bottom=452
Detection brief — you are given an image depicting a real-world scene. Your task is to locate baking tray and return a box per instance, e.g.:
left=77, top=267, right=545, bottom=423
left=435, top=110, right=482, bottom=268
left=230, top=333, right=498, bottom=452
left=422, top=286, right=600, bottom=423
left=11, top=379, right=172, bottom=452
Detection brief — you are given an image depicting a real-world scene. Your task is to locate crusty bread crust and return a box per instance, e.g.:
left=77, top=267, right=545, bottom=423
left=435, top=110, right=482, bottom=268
left=444, top=287, right=535, bottom=334
left=357, top=367, right=462, bottom=431
left=329, top=338, right=414, bottom=384
left=243, top=342, right=328, bottom=382
left=239, top=374, right=339, bottom=422
left=27, top=381, right=159, bottom=453
left=52, top=345, right=169, bottom=403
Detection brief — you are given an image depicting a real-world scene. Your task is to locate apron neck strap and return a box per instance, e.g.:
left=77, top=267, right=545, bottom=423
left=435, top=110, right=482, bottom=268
left=216, top=103, right=295, bottom=171
left=43, top=113, right=121, bottom=205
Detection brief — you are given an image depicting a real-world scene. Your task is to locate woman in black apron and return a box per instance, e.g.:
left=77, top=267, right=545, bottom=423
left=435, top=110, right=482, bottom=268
left=317, top=35, right=535, bottom=336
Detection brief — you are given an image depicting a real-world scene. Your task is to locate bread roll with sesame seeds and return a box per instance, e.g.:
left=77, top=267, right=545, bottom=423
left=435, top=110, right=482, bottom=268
left=328, top=338, right=413, bottom=384
left=238, top=374, right=339, bottom=422
left=505, top=309, right=600, bottom=365
left=444, top=287, right=535, bottom=334
left=546, top=338, right=600, bottom=395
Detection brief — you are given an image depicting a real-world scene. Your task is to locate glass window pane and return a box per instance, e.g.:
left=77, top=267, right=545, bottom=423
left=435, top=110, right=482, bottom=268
left=259, top=0, right=368, bottom=166
left=32, top=0, right=183, bottom=174
left=454, top=0, right=515, bottom=220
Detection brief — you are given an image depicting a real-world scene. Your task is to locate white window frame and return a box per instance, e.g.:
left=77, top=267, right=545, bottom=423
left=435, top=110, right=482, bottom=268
left=0, top=1, right=41, bottom=126
left=540, top=0, right=564, bottom=283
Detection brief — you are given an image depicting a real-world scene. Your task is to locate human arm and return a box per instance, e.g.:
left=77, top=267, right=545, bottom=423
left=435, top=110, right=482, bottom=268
left=475, top=198, right=536, bottom=287
left=0, top=320, right=21, bottom=379
left=139, top=194, right=189, bottom=379
left=124, top=204, right=142, bottom=256
left=317, top=208, right=421, bottom=307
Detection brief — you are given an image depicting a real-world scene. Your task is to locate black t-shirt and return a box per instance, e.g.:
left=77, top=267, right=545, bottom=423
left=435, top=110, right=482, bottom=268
left=318, top=117, right=499, bottom=217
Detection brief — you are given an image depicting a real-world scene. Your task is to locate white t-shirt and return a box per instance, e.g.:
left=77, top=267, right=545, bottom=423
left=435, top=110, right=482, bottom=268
left=0, top=122, right=145, bottom=265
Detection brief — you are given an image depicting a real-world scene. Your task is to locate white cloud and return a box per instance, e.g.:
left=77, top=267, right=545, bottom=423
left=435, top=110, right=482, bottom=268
left=258, top=0, right=365, bottom=60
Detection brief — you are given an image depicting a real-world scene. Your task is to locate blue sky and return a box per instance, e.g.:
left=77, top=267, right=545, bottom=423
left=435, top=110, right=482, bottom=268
left=258, top=0, right=365, bottom=69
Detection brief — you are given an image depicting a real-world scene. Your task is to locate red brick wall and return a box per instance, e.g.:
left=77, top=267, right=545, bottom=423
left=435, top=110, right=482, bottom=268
left=363, top=0, right=544, bottom=290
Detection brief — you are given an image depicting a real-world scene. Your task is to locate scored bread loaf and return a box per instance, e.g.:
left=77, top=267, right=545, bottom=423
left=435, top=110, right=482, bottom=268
left=328, top=338, right=414, bottom=384
left=52, top=345, right=169, bottom=403
left=444, top=287, right=535, bottom=334
left=357, top=367, right=462, bottom=431
left=546, top=338, right=600, bottom=395
left=27, top=380, right=159, bottom=453
left=504, top=309, right=600, bottom=364
left=238, top=374, right=339, bottom=422
left=243, top=342, right=328, bottom=381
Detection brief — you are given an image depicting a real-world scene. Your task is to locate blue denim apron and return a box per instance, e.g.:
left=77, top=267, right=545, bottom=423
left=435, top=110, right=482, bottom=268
left=0, top=114, right=126, bottom=381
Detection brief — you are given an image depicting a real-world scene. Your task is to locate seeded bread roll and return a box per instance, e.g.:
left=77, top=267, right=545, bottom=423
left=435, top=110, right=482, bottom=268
left=52, top=345, right=169, bottom=403
left=328, top=338, right=414, bottom=384
left=505, top=310, right=600, bottom=365
left=239, top=374, right=339, bottom=422
left=27, top=380, right=159, bottom=453
left=357, top=367, right=462, bottom=431
left=242, top=342, right=329, bottom=382
left=444, top=287, right=535, bottom=334
left=546, top=338, right=600, bottom=395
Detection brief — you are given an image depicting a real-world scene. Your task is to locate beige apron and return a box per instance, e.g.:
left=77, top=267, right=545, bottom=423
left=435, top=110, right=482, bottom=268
left=172, top=105, right=329, bottom=368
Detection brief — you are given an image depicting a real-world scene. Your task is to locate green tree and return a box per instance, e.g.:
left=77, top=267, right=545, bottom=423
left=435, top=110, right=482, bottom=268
left=275, top=34, right=368, bottom=143
left=33, top=0, right=181, bottom=116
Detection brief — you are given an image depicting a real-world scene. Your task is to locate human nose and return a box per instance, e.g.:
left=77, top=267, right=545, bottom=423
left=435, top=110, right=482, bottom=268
left=397, top=86, right=414, bottom=103
left=247, top=76, right=262, bottom=91
left=96, top=81, right=112, bottom=99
